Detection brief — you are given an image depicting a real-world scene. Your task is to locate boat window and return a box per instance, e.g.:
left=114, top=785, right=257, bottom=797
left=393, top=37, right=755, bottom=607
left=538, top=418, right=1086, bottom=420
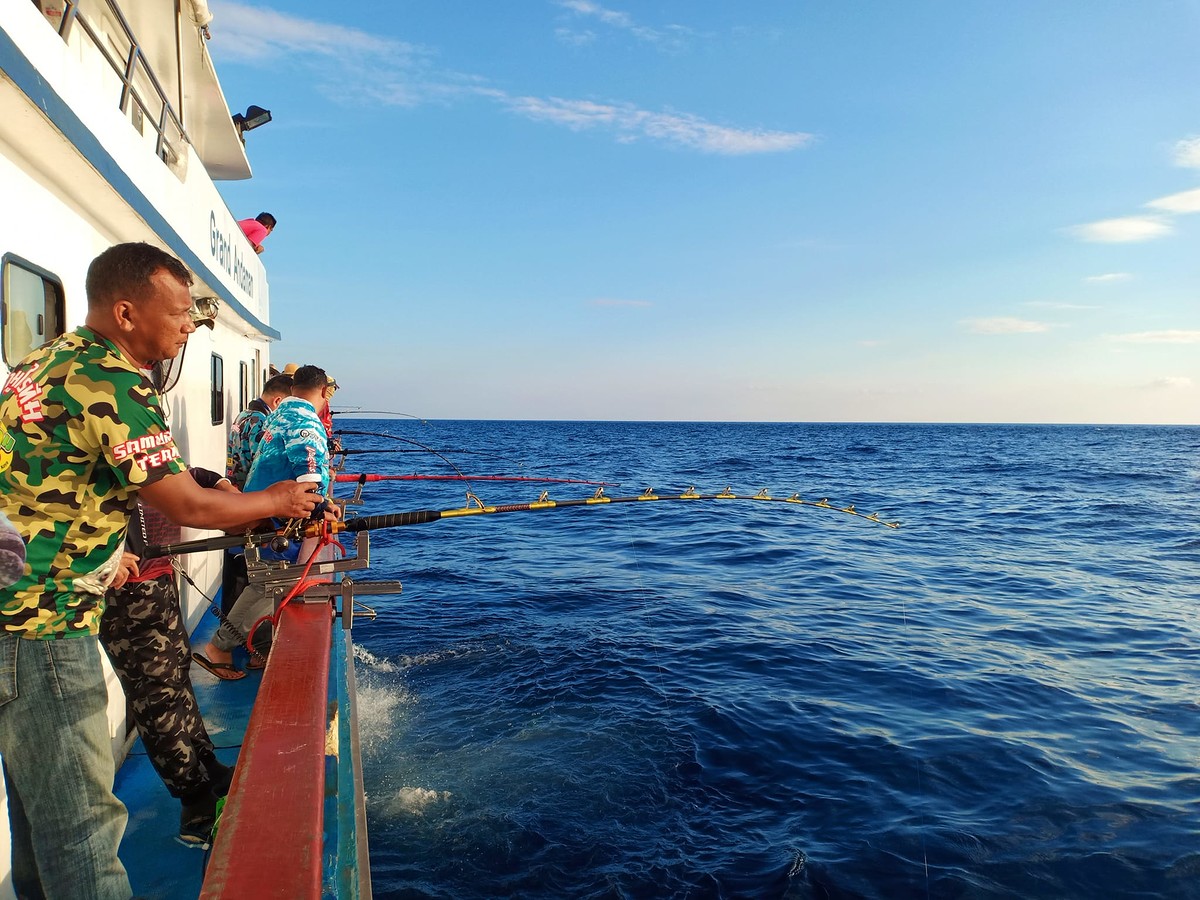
left=238, top=361, right=249, bottom=412
left=2, top=256, right=65, bottom=367
left=211, top=353, right=224, bottom=425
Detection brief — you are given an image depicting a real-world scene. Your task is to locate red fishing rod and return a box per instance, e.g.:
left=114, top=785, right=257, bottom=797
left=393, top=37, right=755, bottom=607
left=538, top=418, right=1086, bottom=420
left=334, top=473, right=618, bottom=486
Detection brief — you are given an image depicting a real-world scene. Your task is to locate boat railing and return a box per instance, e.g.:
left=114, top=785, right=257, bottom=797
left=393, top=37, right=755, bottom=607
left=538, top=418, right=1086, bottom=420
left=44, top=0, right=189, bottom=176
left=199, top=535, right=398, bottom=899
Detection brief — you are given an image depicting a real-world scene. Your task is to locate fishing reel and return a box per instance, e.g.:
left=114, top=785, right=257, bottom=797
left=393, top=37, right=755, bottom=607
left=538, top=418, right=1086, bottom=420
left=264, top=511, right=317, bottom=555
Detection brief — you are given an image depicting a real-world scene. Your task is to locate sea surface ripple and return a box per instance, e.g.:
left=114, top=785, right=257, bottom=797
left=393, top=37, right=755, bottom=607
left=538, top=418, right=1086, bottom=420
left=342, top=421, right=1200, bottom=899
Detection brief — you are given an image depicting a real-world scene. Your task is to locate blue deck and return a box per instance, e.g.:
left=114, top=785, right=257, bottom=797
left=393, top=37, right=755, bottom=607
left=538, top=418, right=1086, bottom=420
left=113, top=611, right=263, bottom=898
left=111, top=541, right=376, bottom=900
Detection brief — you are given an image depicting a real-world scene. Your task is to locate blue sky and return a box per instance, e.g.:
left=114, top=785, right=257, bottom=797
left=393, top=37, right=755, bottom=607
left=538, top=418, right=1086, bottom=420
left=210, top=1, right=1200, bottom=424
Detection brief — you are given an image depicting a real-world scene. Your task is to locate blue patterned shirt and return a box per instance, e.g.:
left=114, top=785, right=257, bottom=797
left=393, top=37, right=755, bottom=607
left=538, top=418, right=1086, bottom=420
left=243, top=397, right=330, bottom=495
left=225, top=398, right=270, bottom=488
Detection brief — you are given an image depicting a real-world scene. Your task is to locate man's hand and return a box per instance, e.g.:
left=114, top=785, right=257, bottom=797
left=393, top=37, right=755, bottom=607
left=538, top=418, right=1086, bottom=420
left=111, top=552, right=140, bottom=590
left=264, top=479, right=322, bottom=519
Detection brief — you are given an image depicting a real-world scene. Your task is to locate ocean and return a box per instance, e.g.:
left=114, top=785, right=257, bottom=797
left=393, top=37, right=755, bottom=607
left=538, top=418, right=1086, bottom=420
left=336, top=421, right=1199, bottom=899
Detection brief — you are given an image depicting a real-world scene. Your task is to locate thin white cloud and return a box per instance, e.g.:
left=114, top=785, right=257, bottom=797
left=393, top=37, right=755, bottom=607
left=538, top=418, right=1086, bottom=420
left=1068, top=216, right=1173, bottom=243
left=209, top=2, right=807, bottom=156
left=1173, top=136, right=1200, bottom=169
left=962, top=317, right=1051, bottom=334
left=587, top=298, right=652, bottom=307
left=1144, top=376, right=1194, bottom=389
left=558, top=0, right=636, bottom=29
left=857, top=339, right=884, bottom=348
left=210, top=1, right=409, bottom=61
left=1111, top=330, right=1200, bottom=344
left=1083, top=273, right=1131, bottom=283
left=554, top=0, right=691, bottom=47
left=554, top=27, right=596, bottom=46
left=1145, top=187, right=1200, bottom=214
left=495, top=94, right=813, bottom=153
left=1066, top=134, right=1200, bottom=244
left=1025, top=300, right=1098, bottom=309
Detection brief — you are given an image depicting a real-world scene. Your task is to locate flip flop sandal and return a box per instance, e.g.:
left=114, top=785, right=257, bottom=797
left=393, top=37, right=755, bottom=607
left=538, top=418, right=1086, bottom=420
left=247, top=656, right=267, bottom=670
left=192, top=653, right=246, bottom=681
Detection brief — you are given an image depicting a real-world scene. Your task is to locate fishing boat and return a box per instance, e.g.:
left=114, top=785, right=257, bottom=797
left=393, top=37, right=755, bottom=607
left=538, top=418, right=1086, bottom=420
left=0, top=2, right=380, bottom=895
left=0, top=6, right=909, bottom=897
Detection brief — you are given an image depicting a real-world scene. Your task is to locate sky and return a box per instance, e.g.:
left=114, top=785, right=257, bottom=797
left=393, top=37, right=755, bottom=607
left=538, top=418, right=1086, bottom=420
left=209, top=1, right=1200, bottom=424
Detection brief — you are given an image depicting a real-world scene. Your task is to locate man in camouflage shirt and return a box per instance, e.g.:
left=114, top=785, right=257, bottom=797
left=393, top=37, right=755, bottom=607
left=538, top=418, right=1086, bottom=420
left=0, top=243, right=320, bottom=899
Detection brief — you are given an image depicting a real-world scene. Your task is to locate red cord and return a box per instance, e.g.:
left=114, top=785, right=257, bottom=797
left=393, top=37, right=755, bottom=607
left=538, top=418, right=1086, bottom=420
left=244, top=526, right=338, bottom=655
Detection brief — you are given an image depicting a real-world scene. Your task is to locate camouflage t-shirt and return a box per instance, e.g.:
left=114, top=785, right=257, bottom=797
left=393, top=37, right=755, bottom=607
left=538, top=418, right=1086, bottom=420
left=0, top=327, right=187, bottom=639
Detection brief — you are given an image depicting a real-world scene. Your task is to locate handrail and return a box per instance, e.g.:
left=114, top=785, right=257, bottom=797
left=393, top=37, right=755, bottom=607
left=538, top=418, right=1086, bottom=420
left=199, top=600, right=331, bottom=899
left=56, top=0, right=190, bottom=163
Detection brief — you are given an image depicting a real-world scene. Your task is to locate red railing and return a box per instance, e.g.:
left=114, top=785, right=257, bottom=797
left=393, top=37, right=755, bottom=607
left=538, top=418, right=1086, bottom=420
left=198, top=600, right=331, bottom=899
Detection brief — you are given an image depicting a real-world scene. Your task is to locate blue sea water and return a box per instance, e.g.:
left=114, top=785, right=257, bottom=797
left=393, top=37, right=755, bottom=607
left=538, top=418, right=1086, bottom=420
left=338, top=421, right=1200, bottom=899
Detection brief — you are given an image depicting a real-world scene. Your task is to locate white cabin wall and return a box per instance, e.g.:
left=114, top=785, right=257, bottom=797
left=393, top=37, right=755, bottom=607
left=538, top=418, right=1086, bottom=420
left=0, top=4, right=279, bottom=884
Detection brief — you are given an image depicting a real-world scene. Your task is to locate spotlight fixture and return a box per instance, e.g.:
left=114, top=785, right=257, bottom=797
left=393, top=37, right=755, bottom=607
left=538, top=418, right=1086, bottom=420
left=232, top=104, right=272, bottom=137
left=190, top=296, right=220, bottom=329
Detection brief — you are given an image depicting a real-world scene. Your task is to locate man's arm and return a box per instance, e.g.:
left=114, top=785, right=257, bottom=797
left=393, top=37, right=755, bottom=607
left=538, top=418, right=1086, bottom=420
left=141, top=470, right=319, bottom=529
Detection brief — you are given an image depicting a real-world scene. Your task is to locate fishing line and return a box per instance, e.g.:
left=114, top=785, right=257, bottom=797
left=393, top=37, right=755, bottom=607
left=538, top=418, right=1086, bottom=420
left=333, top=430, right=477, bottom=494
left=330, top=408, right=427, bottom=422
left=335, top=430, right=583, bottom=479
left=172, top=559, right=268, bottom=666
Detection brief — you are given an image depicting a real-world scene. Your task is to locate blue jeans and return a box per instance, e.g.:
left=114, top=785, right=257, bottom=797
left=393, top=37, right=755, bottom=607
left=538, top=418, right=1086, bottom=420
left=0, top=632, right=131, bottom=899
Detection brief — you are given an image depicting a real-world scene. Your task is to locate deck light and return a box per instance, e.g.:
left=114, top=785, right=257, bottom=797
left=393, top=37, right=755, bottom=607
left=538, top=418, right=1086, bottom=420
left=232, top=105, right=272, bottom=136
left=190, top=296, right=220, bottom=329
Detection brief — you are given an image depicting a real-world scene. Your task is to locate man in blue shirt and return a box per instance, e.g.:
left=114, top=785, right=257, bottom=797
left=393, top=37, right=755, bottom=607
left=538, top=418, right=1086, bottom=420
left=225, top=372, right=293, bottom=488
left=220, top=371, right=295, bottom=617
left=194, top=365, right=335, bottom=678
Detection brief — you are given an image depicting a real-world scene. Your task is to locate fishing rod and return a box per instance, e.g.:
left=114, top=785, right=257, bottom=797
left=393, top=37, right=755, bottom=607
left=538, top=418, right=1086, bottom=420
left=335, top=430, right=517, bottom=463
left=338, top=448, right=487, bottom=455
left=336, top=429, right=438, bottom=442
left=145, top=487, right=899, bottom=558
left=331, top=431, right=480, bottom=488
left=335, top=473, right=619, bottom=486
left=330, top=409, right=427, bottom=422
left=334, top=430, right=492, bottom=458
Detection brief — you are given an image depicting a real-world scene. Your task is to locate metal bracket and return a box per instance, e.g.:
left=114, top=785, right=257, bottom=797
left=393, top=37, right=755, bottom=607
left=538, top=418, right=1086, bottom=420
left=345, top=478, right=366, bottom=506
left=242, top=532, right=400, bottom=628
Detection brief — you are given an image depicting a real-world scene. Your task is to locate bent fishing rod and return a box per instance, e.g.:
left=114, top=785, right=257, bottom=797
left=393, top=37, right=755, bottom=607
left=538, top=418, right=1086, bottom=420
left=145, top=487, right=900, bottom=558
left=331, top=410, right=427, bottom=422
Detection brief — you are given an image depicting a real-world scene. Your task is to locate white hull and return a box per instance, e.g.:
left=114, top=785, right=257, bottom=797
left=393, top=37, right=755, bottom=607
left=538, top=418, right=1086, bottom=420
left=0, top=2, right=278, bottom=887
